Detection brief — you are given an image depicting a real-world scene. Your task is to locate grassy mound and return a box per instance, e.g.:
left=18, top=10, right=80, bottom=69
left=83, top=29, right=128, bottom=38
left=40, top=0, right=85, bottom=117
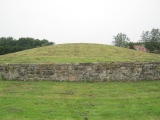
left=0, top=43, right=160, bottom=63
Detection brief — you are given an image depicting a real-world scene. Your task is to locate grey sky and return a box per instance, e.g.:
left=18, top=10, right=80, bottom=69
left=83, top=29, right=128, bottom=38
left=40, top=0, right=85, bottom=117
left=0, top=0, right=160, bottom=45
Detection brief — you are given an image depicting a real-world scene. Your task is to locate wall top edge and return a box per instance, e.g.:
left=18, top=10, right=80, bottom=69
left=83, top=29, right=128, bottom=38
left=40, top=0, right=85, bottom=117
left=0, top=62, right=160, bottom=65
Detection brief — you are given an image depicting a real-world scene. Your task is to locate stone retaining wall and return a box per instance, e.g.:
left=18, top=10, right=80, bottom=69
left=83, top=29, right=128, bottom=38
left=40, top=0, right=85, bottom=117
left=0, top=62, right=160, bottom=81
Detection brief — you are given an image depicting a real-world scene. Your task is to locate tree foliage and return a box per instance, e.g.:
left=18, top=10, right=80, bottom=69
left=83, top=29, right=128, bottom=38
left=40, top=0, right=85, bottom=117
left=112, top=33, right=130, bottom=47
left=0, top=37, right=54, bottom=55
left=127, top=42, right=135, bottom=49
left=141, top=28, right=160, bottom=53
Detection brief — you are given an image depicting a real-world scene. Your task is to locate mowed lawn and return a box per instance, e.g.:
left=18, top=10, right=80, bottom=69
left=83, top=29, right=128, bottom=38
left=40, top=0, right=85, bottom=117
left=0, top=80, right=160, bottom=120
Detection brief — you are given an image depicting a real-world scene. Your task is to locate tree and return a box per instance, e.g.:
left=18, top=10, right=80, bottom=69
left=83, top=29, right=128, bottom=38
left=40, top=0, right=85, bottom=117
left=0, top=37, right=55, bottom=55
left=140, top=28, right=160, bottom=53
left=112, top=33, right=130, bottom=47
left=128, top=42, right=135, bottom=49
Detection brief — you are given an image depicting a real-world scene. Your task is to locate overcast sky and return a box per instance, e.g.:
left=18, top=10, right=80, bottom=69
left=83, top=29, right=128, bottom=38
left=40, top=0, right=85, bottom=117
left=0, top=0, right=160, bottom=45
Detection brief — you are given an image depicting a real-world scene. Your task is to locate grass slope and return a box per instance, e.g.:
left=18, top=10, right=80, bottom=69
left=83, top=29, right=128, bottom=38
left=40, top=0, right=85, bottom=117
left=0, top=43, right=160, bottom=63
left=0, top=80, right=160, bottom=120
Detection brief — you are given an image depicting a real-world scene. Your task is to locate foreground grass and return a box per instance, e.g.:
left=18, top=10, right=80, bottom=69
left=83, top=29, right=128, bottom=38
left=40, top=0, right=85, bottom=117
left=0, top=43, right=160, bottom=64
left=0, top=80, right=160, bottom=120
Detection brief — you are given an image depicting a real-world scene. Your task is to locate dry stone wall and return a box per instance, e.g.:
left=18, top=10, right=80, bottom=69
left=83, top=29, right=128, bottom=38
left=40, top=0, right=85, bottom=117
left=0, top=62, right=160, bottom=81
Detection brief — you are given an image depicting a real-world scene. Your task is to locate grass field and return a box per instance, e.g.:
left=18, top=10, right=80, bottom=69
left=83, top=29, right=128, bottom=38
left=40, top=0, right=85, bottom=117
left=0, top=80, right=160, bottom=120
left=0, top=43, right=160, bottom=64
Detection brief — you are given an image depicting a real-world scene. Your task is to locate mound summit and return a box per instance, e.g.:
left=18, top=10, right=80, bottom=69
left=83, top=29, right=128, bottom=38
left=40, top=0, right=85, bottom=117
left=0, top=43, right=160, bottom=64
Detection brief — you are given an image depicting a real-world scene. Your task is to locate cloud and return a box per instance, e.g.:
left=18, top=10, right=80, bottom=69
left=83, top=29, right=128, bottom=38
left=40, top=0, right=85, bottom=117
left=0, top=0, right=160, bottom=44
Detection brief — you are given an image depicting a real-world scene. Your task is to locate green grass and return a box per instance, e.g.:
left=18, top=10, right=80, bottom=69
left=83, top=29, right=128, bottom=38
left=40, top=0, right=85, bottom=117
left=0, top=80, right=160, bottom=120
left=0, top=43, right=160, bottom=64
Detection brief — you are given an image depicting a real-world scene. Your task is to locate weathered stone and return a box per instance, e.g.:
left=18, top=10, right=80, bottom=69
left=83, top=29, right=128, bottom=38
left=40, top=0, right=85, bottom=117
left=79, top=67, right=86, bottom=71
left=0, top=62, right=160, bottom=81
left=55, top=65, right=61, bottom=70
left=69, top=75, right=77, bottom=81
